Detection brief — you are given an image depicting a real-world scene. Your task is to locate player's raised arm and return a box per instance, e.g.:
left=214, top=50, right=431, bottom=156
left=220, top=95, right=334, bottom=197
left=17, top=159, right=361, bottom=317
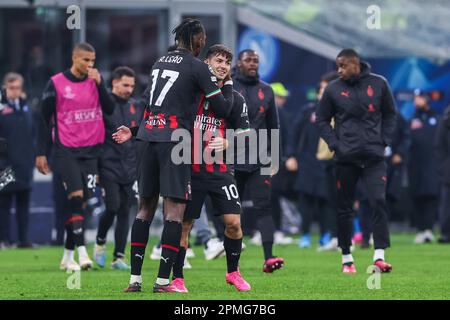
left=35, top=79, right=55, bottom=174
left=195, top=60, right=234, bottom=118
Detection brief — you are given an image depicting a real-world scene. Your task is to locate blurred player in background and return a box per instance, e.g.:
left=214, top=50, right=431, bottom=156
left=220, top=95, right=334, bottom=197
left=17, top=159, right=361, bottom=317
left=36, top=43, right=115, bottom=271
left=93, top=66, right=143, bottom=270
left=232, top=49, right=284, bottom=273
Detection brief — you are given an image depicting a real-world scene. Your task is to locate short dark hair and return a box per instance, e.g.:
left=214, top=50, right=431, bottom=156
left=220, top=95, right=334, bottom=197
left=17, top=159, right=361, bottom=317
left=337, top=48, right=359, bottom=60
left=206, top=44, right=233, bottom=63
left=172, top=18, right=205, bottom=52
left=238, top=49, right=257, bottom=60
left=73, top=42, right=95, bottom=53
left=320, top=71, right=339, bottom=84
left=111, top=66, right=136, bottom=81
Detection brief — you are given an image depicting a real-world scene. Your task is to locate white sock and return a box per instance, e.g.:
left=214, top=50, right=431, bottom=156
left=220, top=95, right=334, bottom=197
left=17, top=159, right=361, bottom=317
left=342, top=254, right=354, bottom=265
left=374, top=249, right=385, bottom=262
left=156, top=277, right=170, bottom=286
left=130, top=275, right=142, bottom=284
left=77, top=246, right=89, bottom=260
left=63, top=249, right=74, bottom=261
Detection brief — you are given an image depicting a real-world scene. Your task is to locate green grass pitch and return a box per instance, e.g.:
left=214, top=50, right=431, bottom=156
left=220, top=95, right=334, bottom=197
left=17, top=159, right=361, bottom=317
left=1, top=234, right=449, bottom=300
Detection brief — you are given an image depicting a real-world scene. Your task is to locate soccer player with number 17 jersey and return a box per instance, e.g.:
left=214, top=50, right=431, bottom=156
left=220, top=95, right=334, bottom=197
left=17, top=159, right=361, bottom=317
left=113, top=18, right=235, bottom=293
left=171, top=44, right=251, bottom=293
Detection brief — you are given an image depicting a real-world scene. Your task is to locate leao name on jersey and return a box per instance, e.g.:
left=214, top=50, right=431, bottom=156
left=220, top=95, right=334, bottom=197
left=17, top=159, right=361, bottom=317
left=157, top=55, right=184, bottom=64
left=194, top=113, right=223, bottom=133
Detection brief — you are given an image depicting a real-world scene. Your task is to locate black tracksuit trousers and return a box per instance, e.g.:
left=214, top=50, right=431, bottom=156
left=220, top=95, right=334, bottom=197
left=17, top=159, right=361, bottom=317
left=335, top=160, right=390, bottom=254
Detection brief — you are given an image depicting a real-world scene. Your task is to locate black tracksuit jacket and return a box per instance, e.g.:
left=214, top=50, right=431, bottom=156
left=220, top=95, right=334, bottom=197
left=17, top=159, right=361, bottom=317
left=316, top=62, right=397, bottom=164
left=99, top=93, right=144, bottom=184
left=232, top=69, right=280, bottom=172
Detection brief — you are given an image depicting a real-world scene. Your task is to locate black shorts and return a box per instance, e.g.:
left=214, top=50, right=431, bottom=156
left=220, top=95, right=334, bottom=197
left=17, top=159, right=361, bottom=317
left=235, top=170, right=271, bottom=210
left=137, top=141, right=191, bottom=201
left=100, top=178, right=136, bottom=213
left=184, top=172, right=242, bottom=220
left=54, top=157, right=98, bottom=198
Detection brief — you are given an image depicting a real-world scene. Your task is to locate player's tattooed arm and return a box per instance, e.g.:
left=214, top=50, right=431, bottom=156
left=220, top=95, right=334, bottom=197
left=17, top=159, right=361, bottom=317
left=208, top=82, right=234, bottom=119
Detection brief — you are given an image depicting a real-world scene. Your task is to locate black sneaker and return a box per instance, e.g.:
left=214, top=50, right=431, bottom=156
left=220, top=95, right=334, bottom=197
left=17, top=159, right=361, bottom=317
left=153, top=283, right=176, bottom=293
left=438, top=237, right=450, bottom=244
left=124, top=282, right=141, bottom=292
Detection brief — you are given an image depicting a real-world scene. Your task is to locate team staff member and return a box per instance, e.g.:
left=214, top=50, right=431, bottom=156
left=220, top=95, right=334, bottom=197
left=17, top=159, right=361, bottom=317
left=93, top=66, right=143, bottom=270
left=232, top=49, right=284, bottom=273
left=286, top=72, right=339, bottom=249
left=408, top=89, right=440, bottom=244
left=0, top=73, right=35, bottom=248
left=316, top=49, right=397, bottom=273
left=113, top=19, right=235, bottom=293
left=36, top=43, right=115, bottom=271
left=435, top=105, right=450, bottom=244
left=270, top=82, right=295, bottom=246
left=171, top=44, right=251, bottom=293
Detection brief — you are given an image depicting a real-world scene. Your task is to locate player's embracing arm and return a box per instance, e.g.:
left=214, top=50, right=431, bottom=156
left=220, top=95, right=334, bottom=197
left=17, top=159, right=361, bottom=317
left=194, top=60, right=234, bottom=118
left=230, top=92, right=250, bottom=134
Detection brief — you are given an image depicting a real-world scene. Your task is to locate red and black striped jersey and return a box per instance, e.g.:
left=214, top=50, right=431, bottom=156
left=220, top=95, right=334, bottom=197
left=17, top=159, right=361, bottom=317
left=192, top=90, right=250, bottom=175
left=136, top=48, right=234, bottom=143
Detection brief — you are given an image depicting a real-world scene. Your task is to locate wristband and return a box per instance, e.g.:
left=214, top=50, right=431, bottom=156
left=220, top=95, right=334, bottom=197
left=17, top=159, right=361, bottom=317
left=224, top=80, right=233, bottom=86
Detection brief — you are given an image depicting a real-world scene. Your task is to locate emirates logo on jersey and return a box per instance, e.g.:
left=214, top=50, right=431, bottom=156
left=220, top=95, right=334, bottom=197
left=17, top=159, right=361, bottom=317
left=194, top=114, right=223, bottom=132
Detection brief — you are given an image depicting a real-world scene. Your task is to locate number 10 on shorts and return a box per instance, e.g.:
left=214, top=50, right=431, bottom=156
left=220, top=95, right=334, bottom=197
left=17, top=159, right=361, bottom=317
left=222, top=184, right=239, bottom=200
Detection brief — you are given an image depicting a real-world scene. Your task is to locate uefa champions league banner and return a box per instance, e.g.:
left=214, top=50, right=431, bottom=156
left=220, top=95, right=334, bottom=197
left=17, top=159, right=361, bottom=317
left=236, top=24, right=450, bottom=119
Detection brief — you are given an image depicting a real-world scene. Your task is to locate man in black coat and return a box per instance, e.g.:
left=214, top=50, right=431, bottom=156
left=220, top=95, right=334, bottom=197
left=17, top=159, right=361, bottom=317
left=435, top=105, right=450, bottom=243
left=270, top=82, right=295, bottom=245
left=232, top=49, right=284, bottom=273
left=316, top=49, right=397, bottom=273
left=408, top=89, right=440, bottom=244
left=0, top=73, right=35, bottom=248
left=287, top=72, right=339, bottom=250
left=93, top=67, right=143, bottom=269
